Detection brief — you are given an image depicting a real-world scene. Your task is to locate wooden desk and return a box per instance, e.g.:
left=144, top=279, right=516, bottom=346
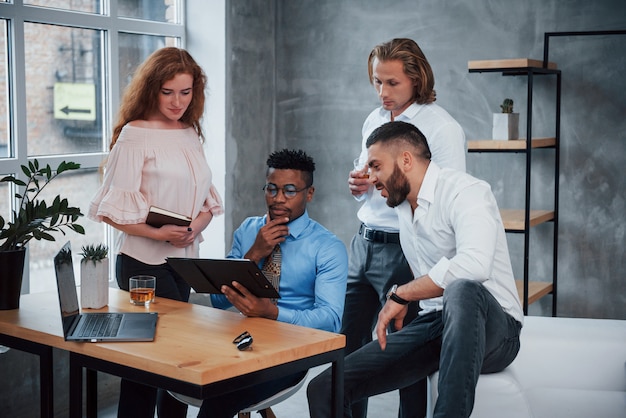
left=0, top=289, right=345, bottom=417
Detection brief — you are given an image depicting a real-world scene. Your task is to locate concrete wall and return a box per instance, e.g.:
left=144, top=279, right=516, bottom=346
left=1, top=2, right=624, bottom=416
left=227, top=0, right=626, bottom=319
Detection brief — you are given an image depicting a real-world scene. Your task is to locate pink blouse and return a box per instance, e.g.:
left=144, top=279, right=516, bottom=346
left=88, top=125, right=224, bottom=265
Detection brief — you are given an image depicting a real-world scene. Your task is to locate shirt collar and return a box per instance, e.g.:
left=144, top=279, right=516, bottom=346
left=377, top=102, right=423, bottom=121
left=416, top=161, right=440, bottom=209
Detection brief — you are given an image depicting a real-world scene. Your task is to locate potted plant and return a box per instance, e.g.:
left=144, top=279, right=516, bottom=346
left=79, top=243, right=109, bottom=309
left=492, top=98, right=520, bottom=140
left=0, top=159, right=84, bottom=309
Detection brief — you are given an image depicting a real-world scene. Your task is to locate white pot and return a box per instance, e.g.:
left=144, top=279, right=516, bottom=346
left=80, top=258, right=109, bottom=309
left=492, top=113, right=520, bottom=140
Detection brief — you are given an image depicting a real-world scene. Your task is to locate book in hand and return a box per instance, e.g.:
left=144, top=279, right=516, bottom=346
left=166, top=258, right=280, bottom=299
left=145, top=206, right=192, bottom=228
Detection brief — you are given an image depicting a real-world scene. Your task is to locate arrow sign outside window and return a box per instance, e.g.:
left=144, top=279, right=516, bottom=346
left=54, top=82, right=96, bottom=121
left=60, top=106, right=91, bottom=115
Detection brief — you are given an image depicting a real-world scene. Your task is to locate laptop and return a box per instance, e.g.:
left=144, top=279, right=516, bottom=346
left=54, top=241, right=158, bottom=342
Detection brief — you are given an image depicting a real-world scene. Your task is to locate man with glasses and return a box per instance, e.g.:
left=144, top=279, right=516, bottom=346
left=198, top=148, right=348, bottom=418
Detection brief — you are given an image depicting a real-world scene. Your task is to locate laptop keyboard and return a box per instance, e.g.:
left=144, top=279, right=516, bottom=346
left=77, top=313, right=123, bottom=338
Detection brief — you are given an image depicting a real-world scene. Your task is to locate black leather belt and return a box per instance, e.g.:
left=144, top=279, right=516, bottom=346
left=358, top=224, right=400, bottom=244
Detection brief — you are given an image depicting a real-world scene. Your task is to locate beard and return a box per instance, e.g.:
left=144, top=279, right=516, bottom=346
left=383, top=163, right=410, bottom=208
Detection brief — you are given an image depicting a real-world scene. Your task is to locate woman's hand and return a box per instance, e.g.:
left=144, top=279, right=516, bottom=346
left=103, top=217, right=195, bottom=247
left=160, top=225, right=195, bottom=247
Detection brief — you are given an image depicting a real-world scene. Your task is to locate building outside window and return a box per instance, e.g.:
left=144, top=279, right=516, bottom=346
left=0, top=0, right=183, bottom=293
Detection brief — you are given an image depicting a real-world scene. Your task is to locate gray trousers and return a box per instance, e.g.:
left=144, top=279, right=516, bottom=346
left=340, top=232, right=424, bottom=418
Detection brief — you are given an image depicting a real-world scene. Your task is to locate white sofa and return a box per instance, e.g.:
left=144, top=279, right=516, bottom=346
left=427, top=316, right=626, bottom=418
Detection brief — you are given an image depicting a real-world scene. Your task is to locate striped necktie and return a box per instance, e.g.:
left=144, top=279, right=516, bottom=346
left=261, top=245, right=281, bottom=305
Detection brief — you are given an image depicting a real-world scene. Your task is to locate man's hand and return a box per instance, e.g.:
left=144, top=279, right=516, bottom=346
left=245, top=217, right=289, bottom=263
left=221, top=281, right=278, bottom=320
left=375, top=300, right=408, bottom=351
left=348, top=169, right=371, bottom=197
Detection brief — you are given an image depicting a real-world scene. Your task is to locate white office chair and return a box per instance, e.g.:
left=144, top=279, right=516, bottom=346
left=168, top=370, right=309, bottom=418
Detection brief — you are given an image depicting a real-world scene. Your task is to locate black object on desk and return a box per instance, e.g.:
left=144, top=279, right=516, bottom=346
left=167, top=257, right=280, bottom=299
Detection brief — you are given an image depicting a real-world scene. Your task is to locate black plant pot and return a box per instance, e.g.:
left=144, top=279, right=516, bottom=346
left=0, top=248, right=26, bottom=310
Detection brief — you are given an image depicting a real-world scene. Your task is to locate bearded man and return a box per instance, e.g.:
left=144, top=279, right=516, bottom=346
left=308, top=121, right=523, bottom=418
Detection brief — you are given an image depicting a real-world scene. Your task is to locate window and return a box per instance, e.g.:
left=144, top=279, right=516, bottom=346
left=24, top=23, right=104, bottom=156
left=0, top=1, right=184, bottom=293
left=118, top=0, right=179, bottom=23
left=24, top=1, right=101, bottom=14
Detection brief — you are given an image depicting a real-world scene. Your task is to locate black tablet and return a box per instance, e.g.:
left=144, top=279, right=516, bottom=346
left=166, top=257, right=280, bottom=299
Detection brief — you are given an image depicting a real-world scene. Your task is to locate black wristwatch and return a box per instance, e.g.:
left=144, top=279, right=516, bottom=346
left=386, top=284, right=410, bottom=305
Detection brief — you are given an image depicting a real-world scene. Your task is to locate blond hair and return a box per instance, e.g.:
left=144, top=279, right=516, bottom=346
left=368, top=38, right=436, bottom=105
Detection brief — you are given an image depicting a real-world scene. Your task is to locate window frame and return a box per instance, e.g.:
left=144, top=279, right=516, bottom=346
left=0, top=0, right=185, bottom=292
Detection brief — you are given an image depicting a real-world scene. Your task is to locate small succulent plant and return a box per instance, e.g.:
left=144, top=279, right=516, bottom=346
left=80, top=243, right=109, bottom=265
left=500, top=98, right=514, bottom=113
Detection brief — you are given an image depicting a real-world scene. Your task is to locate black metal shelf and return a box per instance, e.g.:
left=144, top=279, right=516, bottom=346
left=468, top=59, right=560, bottom=316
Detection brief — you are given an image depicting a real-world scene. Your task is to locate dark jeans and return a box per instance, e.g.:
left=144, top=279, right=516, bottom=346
left=340, top=232, right=424, bottom=418
left=308, top=279, right=522, bottom=418
left=115, top=253, right=191, bottom=418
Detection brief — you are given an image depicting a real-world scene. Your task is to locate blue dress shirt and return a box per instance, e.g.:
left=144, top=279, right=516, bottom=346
left=211, top=210, right=348, bottom=333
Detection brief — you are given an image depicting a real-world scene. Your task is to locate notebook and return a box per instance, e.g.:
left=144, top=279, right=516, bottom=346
left=54, top=241, right=158, bottom=342
left=166, top=257, right=280, bottom=299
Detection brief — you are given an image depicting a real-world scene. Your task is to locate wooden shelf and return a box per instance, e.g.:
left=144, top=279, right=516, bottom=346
left=515, top=280, right=553, bottom=305
left=468, top=137, right=556, bottom=151
left=501, top=209, right=554, bottom=231
left=469, top=56, right=559, bottom=316
left=468, top=58, right=558, bottom=70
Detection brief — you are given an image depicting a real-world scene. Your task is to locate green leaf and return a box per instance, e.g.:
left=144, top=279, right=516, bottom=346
left=1, top=176, right=26, bottom=186
left=40, top=232, right=56, bottom=241
left=57, top=161, right=81, bottom=174
left=24, top=163, right=34, bottom=177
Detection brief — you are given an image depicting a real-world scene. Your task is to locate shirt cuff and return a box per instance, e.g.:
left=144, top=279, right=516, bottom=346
left=276, top=307, right=293, bottom=323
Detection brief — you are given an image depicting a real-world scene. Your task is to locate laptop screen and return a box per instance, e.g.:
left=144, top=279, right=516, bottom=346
left=54, top=241, right=80, bottom=335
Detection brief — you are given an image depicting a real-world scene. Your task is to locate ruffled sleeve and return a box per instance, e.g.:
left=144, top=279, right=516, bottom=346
left=88, top=133, right=151, bottom=224
left=201, top=184, right=224, bottom=216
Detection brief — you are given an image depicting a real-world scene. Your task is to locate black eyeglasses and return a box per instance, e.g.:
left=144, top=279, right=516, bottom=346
left=263, top=183, right=309, bottom=199
left=233, top=330, right=253, bottom=350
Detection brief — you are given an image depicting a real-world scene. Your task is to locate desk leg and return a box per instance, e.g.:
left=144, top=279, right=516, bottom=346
left=0, top=334, right=54, bottom=418
left=40, top=346, right=54, bottom=418
left=69, top=352, right=83, bottom=418
left=331, top=354, right=344, bottom=418
left=69, top=355, right=101, bottom=418
left=86, top=369, right=98, bottom=418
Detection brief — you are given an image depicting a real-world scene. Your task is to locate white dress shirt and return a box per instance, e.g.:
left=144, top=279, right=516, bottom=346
left=357, top=102, right=466, bottom=231
left=396, top=162, right=524, bottom=324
